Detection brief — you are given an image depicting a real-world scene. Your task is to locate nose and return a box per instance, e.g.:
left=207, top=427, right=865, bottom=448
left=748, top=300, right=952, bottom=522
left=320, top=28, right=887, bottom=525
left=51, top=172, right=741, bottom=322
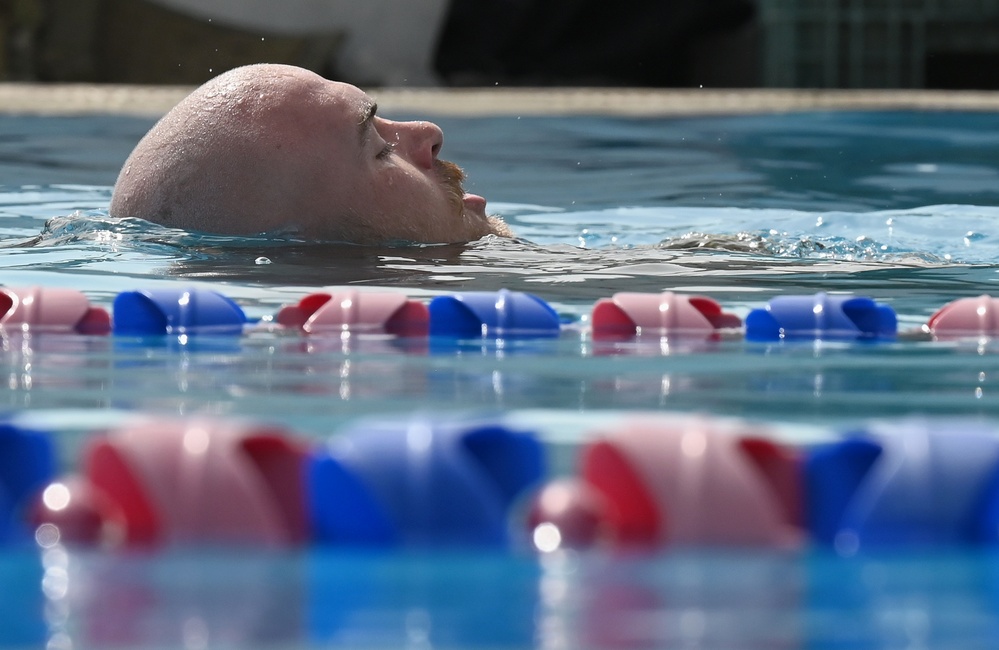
left=389, top=120, right=443, bottom=170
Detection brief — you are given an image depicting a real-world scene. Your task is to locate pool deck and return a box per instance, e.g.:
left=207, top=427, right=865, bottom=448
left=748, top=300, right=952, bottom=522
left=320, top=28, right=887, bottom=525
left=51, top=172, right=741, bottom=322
left=3, top=83, right=999, bottom=117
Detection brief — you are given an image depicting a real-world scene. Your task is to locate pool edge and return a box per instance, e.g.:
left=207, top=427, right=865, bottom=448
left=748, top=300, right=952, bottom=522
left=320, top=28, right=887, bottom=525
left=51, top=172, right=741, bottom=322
left=4, top=83, right=999, bottom=117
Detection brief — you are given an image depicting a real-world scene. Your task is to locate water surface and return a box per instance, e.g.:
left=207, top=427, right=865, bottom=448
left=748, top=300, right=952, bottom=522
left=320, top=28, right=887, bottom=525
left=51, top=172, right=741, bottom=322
left=5, top=110, right=999, bottom=649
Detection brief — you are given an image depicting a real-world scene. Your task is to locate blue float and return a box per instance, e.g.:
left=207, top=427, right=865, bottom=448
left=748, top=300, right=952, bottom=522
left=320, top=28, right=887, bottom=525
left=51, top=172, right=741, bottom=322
left=0, top=423, right=56, bottom=543
left=745, top=292, right=897, bottom=341
left=112, top=287, right=247, bottom=336
left=428, top=290, right=561, bottom=338
left=805, top=420, right=999, bottom=549
left=307, top=416, right=546, bottom=546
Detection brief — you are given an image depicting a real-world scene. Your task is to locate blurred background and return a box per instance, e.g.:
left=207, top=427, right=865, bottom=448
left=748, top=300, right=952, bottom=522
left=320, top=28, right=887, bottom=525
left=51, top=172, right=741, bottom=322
left=1, top=0, right=998, bottom=89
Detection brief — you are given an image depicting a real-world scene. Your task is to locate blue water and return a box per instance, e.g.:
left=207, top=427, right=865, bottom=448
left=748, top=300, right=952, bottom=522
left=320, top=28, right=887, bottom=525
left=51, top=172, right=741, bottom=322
left=6, top=110, right=999, bottom=648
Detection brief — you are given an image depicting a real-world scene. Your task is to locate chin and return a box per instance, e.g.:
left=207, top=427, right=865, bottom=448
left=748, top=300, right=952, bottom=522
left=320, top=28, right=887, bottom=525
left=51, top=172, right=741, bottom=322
left=486, top=215, right=514, bottom=238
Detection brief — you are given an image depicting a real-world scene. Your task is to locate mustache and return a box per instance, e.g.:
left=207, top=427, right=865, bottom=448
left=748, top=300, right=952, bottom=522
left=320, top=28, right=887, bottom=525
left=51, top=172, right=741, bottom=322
left=436, top=159, right=466, bottom=216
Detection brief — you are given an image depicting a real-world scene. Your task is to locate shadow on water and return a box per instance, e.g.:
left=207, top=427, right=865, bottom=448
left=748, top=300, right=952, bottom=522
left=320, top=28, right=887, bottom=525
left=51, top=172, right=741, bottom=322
left=167, top=230, right=999, bottom=315
left=167, top=239, right=474, bottom=287
left=7, top=209, right=999, bottom=317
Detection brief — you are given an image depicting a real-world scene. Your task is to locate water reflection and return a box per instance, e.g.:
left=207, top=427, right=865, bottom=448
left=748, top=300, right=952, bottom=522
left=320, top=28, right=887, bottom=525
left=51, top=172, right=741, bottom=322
left=307, top=551, right=540, bottom=648
left=20, top=545, right=999, bottom=649
left=7, top=326, right=999, bottom=422
left=0, top=550, right=46, bottom=648
left=537, top=551, right=804, bottom=649
left=169, top=240, right=473, bottom=287
left=50, top=548, right=304, bottom=649
left=0, top=331, right=112, bottom=410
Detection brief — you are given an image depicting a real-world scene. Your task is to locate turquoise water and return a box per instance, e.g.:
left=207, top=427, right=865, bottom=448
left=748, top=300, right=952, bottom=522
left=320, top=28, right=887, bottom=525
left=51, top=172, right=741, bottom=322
left=5, top=110, right=999, bottom=648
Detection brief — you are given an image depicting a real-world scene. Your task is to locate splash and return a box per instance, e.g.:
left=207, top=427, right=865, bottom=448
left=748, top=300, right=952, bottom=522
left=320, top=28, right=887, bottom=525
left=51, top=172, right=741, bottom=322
left=505, top=204, right=999, bottom=265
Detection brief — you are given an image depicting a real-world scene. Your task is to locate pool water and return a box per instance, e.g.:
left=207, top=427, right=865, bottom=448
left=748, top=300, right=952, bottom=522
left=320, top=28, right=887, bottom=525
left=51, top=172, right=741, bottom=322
left=5, top=109, right=999, bottom=648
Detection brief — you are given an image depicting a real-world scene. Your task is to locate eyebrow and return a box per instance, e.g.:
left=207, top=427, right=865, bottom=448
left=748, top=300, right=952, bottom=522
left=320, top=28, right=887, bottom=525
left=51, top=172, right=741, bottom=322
left=358, top=102, right=377, bottom=147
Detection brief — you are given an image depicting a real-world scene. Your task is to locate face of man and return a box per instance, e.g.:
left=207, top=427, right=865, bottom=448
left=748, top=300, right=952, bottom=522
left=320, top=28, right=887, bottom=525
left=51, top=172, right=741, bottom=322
left=262, top=70, right=508, bottom=244
left=110, top=64, right=510, bottom=245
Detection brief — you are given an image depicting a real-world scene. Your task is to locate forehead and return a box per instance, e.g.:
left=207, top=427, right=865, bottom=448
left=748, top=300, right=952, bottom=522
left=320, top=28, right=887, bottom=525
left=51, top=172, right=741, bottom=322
left=310, top=78, right=372, bottom=117
left=297, top=78, right=377, bottom=143
left=266, top=78, right=376, bottom=179
left=187, top=69, right=374, bottom=132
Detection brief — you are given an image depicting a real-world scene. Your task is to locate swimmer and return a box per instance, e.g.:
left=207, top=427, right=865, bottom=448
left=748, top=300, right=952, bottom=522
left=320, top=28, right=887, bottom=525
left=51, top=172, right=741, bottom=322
left=109, top=64, right=512, bottom=245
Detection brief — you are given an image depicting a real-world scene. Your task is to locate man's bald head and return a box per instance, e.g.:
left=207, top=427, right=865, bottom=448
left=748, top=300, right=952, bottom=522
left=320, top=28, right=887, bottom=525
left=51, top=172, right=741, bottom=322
left=110, top=64, right=508, bottom=244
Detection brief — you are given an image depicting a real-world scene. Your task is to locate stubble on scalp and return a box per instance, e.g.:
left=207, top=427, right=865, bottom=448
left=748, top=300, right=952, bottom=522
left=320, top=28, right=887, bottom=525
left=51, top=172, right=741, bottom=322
left=110, top=66, right=306, bottom=235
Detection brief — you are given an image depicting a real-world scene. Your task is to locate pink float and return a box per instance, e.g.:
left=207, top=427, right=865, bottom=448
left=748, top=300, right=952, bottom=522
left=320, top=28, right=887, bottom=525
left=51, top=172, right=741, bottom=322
left=591, top=292, right=741, bottom=340
left=529, top=416, right=802, bottom=549
left=34, top=417, right=308, bottom=547
left=0, top=286, right=110, bottom=334
left=276, top=289, right=429, bottom=336
left=926, top=295, right=999, bottom=338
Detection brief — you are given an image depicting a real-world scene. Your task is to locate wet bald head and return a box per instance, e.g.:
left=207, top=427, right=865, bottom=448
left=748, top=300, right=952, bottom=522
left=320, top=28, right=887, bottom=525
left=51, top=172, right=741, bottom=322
left=110, top=64, right=507, bottom=244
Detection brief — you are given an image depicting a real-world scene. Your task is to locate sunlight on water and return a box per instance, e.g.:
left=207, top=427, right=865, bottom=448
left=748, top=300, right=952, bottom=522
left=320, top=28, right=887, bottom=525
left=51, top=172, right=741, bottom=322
left=5, top=111, right=999, bottom=650
left=3, top=188, right=999, bottom=428
left=504, top=203, right=999, bottom=264
left=4, top=110, right=999, bottom=430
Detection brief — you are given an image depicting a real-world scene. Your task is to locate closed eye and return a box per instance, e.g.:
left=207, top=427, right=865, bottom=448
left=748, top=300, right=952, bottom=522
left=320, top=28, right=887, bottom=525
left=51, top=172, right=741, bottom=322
left=376, top=141, right=395, bottom=159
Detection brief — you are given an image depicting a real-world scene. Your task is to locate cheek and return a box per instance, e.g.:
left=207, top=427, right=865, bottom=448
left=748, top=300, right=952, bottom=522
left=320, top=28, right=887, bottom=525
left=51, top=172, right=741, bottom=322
left=379, top=168, right=445, bottom=212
